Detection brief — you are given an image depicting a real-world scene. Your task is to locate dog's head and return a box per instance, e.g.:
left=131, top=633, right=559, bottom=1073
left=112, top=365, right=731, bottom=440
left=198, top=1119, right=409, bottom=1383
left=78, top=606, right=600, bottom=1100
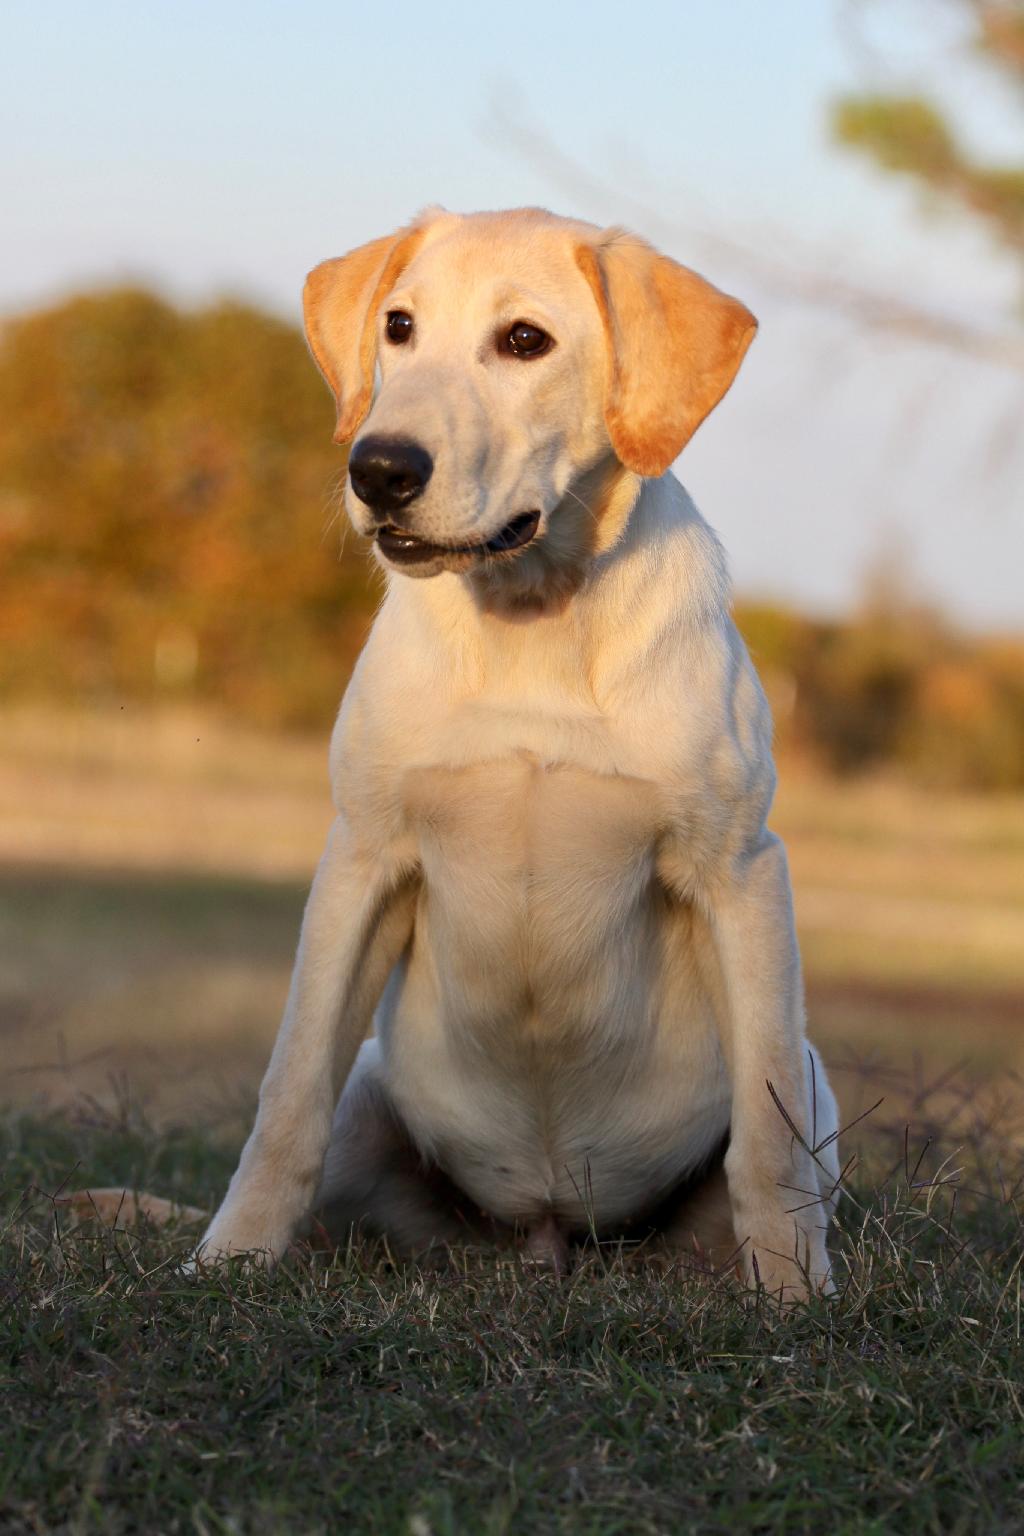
left=304, top=208, right=755, bottom=597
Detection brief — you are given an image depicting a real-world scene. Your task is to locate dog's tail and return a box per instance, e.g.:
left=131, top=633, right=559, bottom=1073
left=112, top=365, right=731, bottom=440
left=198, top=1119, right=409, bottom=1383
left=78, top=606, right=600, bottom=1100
left=57, top=1187, right=207, bottom=1230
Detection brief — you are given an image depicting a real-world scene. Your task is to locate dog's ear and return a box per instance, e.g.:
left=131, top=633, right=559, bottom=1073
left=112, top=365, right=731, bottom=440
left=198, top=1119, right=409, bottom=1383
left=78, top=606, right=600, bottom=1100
left=303, top=223, right=428, bottom=443
left=576, top=233, right=757, bottom=477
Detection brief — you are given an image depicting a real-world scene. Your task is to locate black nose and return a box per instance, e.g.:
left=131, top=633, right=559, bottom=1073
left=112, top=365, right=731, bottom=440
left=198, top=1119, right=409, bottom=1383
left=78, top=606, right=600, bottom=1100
left=348, top=435, right=434, bottom=519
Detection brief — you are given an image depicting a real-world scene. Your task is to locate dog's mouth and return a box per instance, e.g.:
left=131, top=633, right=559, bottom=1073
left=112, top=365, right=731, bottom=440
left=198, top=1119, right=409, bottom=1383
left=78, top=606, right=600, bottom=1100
left=376, top=510, right=541, bottom=567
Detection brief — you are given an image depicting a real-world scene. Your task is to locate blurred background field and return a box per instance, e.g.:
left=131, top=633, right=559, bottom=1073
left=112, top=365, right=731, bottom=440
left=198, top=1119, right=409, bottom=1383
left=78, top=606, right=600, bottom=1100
left=1, top=0, right=1022, bottom=1128
left=2, top=701, right=1022, bottom=1124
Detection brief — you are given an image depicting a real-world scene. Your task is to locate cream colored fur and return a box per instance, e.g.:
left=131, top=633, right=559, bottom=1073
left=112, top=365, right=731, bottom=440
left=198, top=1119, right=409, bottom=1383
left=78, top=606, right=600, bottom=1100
left=199, top=208, right=840, bottom=1298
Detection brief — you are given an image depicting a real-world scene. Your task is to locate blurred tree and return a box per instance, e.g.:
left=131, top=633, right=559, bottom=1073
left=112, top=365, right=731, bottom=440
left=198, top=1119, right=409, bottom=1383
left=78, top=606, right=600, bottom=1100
left=737, top=597, right=1024, bottom=788
left=0, top=289, right=378, bottom=727
left=833, top=1, right=1024, bottom=272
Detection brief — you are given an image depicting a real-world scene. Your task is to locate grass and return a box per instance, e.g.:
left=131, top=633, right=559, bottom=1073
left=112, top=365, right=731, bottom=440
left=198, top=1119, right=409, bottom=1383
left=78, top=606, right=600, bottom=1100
left=3, top=1082, right=1023, bottom=1535
left=2, top=706, right=1023, bottom=1528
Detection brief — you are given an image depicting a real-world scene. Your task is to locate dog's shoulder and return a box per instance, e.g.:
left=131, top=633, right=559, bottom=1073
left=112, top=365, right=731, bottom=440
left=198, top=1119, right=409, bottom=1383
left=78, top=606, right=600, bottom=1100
left=599, top=477, right=776, bottom=835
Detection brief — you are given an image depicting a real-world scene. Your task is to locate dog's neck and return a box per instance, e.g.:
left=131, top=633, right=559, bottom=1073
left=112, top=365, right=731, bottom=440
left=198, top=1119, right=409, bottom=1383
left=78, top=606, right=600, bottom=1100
left=462, top=455, right=641, bottom=621
left=385, top=467, right=730, bottom=714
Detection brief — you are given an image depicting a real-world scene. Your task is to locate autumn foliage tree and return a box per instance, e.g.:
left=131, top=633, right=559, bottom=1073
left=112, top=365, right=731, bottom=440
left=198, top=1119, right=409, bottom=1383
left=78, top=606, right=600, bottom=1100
left=0, top=288, right=377, bottom=727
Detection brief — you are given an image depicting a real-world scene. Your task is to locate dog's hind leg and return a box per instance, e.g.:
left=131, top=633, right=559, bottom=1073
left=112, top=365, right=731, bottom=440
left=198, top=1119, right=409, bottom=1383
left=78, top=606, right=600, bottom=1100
left=313, top=1038, right=496, bottom=1255
left=662, top=1045, right=841, bottom=1276
left=659, top=1153, right=741, bottom=1272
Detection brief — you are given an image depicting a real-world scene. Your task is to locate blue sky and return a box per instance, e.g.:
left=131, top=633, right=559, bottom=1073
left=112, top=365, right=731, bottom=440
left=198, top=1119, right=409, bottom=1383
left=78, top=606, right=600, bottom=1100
left=3, top=0, right=1022, bottom=625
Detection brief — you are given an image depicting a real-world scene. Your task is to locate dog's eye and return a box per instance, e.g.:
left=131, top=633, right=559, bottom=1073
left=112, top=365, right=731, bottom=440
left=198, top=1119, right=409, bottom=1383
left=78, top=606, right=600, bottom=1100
left=385, top=311, right=413, bottom=345
left=505, top=321, right=552, bottom=359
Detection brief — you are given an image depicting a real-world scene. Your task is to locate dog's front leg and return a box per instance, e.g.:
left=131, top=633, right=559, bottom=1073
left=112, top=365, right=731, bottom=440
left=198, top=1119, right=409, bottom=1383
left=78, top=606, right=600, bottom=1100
left=704, top=830, right=833, bottom=1301
left=198, top=814, right=417, bottom=1264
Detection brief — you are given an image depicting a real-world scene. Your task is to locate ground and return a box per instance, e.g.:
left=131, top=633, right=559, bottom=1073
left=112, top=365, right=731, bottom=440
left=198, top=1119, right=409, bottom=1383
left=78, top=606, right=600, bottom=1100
left=2, top=707, right=1023, bottom=1532
left=2, top=1088, right=1022, bottom=1534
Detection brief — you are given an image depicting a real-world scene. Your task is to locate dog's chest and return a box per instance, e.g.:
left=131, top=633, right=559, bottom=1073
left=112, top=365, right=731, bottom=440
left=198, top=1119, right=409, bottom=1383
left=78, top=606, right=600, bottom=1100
left=402, top=750, right=664, bottom=1000
left=386, top=747, right=729, bottom=1224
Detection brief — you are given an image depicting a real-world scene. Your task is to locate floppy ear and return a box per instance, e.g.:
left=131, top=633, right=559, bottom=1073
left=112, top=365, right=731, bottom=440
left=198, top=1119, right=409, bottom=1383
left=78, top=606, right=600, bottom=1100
left=303, top=223, right=428, bottom=443
left=576, top=233, right=757, bottom=477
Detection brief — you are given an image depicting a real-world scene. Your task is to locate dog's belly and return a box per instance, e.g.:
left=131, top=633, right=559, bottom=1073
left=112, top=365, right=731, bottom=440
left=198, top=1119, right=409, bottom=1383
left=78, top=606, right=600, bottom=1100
left=378, top=755, right=731, bottom=1228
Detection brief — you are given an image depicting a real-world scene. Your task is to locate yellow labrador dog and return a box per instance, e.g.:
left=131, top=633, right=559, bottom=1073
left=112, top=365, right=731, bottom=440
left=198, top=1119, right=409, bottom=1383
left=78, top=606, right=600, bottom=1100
left=199, top=207, right=840, bottom=1298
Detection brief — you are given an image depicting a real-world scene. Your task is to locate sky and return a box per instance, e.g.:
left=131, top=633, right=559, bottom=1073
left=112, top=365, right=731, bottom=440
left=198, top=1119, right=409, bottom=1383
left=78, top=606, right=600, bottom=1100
left=3, top=0, right=1022, bottom=626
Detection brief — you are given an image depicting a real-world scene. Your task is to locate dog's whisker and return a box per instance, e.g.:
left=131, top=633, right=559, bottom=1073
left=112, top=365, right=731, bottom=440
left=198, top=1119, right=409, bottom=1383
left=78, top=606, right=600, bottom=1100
left=561, top=486, right=600, bottom=525
left=320, top=470, right=350, bottom=554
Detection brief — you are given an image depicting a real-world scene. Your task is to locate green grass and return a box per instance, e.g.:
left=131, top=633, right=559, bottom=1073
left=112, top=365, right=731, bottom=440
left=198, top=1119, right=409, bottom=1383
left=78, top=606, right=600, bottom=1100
left=2, top=1089, right=1023, bottom=1535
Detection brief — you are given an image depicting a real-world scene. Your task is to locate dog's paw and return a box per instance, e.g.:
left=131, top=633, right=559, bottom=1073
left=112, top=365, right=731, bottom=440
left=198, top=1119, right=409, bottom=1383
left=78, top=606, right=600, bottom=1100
left=191, top=1234, right=279, bottom=1269
left=191, top=1208, right=294, bottom=1270
left=744, top=1246, right=834, bottom=1306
